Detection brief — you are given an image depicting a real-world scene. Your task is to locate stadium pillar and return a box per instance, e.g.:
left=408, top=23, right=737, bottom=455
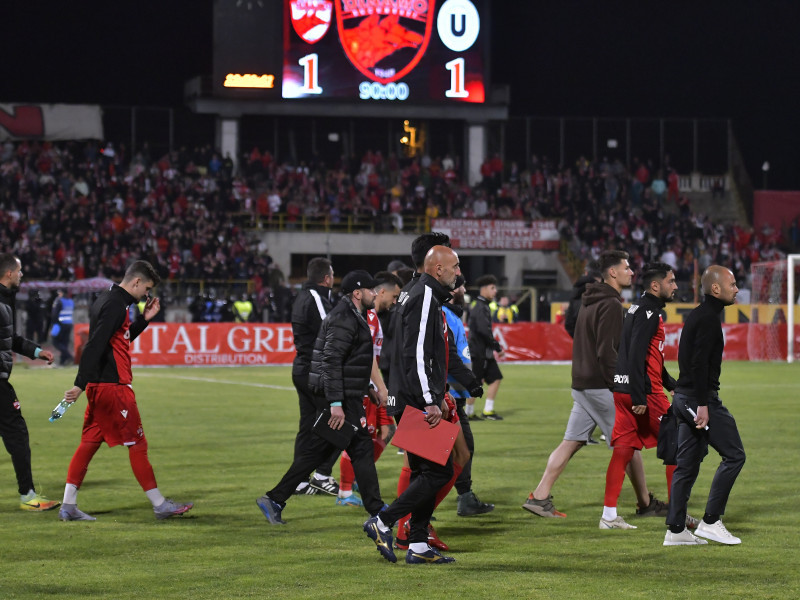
left=466, top=122, right=487, bottom=186
left=217, top=117, right=240, bottom=173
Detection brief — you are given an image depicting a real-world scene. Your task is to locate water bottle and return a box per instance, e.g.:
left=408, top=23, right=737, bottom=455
left=49, top=399, right=71, bottom=423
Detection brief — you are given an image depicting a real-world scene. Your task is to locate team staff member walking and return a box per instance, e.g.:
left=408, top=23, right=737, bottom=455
left=59, top=260, right=193, bottom=521
left=664, top=265, right=745, bottom=546
left=468, top=274, right=506, bottom=420
left=257, top=270, right=387, bottom=524
left=290, top=257, right=341, bottom=496
left=0, top=254, right=60, bottom=512
left=364, top=246, right=463, bottom=565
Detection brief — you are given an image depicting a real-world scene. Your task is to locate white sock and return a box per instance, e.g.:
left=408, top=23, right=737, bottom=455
left=409, top=542, right=429, bottom=553
left=145, top=488, right=166, bottom=507
left=313, top=472, right=330, bottom=481
left=376, top=517, right=391, bottom=533
left=339, top=490, right=353, bottom=499
left=602, top=506, right=617, bottom=521
left=464, top=404, right=474, bottom=416
left=63, top=483, right=79, bottom=505
left=484, top=399, right=495, bottom=413
left=21, top=488, right=36, bottom=501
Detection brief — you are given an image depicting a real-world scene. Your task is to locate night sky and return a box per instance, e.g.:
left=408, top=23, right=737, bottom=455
left=4, top=1, right=798, bottom=189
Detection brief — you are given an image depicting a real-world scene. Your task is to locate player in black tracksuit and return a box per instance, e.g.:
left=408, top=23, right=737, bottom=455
left=665, top=266, right=746, bottom=545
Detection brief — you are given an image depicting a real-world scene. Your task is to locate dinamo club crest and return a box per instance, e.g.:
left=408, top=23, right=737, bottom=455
left=290, top=0, right=333, bottom=44
left=336, top=0, right=435, bottom=84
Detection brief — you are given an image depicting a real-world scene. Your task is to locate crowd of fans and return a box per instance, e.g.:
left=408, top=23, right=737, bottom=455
left=1, top=137, right=785, bottom=308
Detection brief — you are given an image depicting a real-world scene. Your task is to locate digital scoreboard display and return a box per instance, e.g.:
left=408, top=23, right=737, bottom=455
left=213, top=0, right=488, bottom=105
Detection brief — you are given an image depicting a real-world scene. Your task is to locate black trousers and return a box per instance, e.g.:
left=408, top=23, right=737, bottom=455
left=380, top=409, right=454, bottom=544
left=291, top=372, right=339, bottom=477
left=268, top=394, right=384, bottom=515
left=0, top=380, right=34, bottom=495
left=454, top=399, right=474, bottom=495
left=666, top=393, right=746, bottom=529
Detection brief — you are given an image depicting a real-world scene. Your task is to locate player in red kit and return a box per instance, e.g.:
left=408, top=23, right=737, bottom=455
left=336, top=272, right=402, bottom=506
left=58, top=260, right=193, bottom=521
left=599, top=262, right=696, bottom=530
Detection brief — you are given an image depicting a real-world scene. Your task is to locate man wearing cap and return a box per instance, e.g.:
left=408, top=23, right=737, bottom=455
left=257, top=270, right=387, bottom=525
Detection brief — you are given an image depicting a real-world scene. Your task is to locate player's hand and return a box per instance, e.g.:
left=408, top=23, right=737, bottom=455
left=631, top=403, right=647, bottom=415
left=328, top=405, right=345, bottom=430
left=376, top=386, right=388, bottom=408
left=424, top=404, right=442, bottom=427
left=440, top=398, right=450, bottom=421
left=143, top=296, right=160, bottom=321
left=695, top=405, right=709, bottom=429
left=469, top=384, right=484, bottom=398
left=38, top=350, right=55, bottom=364
left=64, top=386, right=83, bottom=404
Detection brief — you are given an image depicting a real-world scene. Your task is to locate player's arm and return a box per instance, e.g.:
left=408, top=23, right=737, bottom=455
left=628, top=309, right=659, bottom=410
left=595, top=301, right=624, bottom=390
left=370, top=355, right=388, bottom=407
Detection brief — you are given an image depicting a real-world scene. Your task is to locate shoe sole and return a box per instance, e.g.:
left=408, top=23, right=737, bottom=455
left=663, top=539, right=708, bottom=546
left=694, top=531, right=741, bottom=545
left=457, top=507, right=495, bottom=516
left=308, top=483, right=339, bottom=496
left=21, top=504, right=61, bottom=512
left=156, top=504, right=193, bottom=520
left=522, top=503, right=566, bottom=518
left=59, top=512, right=96, bottom=521
left=363, top=522, right=397, bottom=563
left=599, top=520, right=637, bottom=530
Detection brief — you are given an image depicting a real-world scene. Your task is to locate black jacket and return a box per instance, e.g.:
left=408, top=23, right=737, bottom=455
left=308, top=296, right=373, bottom=407
left=291, top=281, right=333, bottom=378
left=0, top=283, right=39, bottom=379
left=564, top=274, right=597, bottom=338
left=468, top=295, right=502, bottom=362
left=613, top=292, right=676, bottom=405
left=675, top=295, right=726, bottom=405
left=386, top=273, right=452, bottom=416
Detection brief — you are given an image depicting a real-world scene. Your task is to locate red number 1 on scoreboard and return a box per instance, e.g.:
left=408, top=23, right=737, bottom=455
left=299, top=53, right=323, bottom=94
left=445, top=58, right=469, bottom=98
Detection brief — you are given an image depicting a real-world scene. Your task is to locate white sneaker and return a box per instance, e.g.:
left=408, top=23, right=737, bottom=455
left=599, top=516, right=637, bottom=530
left=663, top=528, right=708, bottom=546
left=695, top=519, right=741, bottom=545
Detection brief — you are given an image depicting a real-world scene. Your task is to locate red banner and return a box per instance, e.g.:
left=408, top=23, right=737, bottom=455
left=431, top=219, right=560, bottom=250
left=73, top=322, right=793, bottom=366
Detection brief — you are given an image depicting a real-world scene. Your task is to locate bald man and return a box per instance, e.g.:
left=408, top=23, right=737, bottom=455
left=363, top=245, right=461, bottom=565
left=664, top=266, right=745, bottom=546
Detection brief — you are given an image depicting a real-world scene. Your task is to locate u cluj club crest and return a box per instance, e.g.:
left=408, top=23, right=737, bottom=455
left=290, top=0, right=333, bottom=44
left=336, top=0, right=434, bottom=84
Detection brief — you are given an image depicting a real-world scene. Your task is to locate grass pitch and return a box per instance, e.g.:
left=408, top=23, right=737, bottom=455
left=1, top=362, right=798, bottom=599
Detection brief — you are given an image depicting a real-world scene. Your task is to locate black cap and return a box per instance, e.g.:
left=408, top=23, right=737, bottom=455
left=341, top=270, right=380, bottom=294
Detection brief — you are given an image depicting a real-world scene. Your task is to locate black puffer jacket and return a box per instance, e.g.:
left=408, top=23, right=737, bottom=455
left=0, top=283, right=39, bottom=379
left=308, top=296, right=373, bottom=406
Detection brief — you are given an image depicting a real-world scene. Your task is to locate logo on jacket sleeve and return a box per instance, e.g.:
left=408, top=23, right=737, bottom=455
left=614, top=374, right=629, bottom=384
left=645, top=310, right=653, bottom=319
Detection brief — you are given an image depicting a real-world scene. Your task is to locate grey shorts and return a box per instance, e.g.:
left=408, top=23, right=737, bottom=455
left=563, top=388, right=615, bottom=448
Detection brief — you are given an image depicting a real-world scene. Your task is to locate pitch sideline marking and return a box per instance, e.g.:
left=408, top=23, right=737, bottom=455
left=140, top=373, right=294, bottom=391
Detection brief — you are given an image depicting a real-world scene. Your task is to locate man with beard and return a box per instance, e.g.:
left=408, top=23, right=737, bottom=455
left=258, top=271, right=387, bottom=525
left=664, top=266, right=745, bottom=546
left=0, top=254, right=59, bottom=512
left=599, top=262, right=695, bottom=530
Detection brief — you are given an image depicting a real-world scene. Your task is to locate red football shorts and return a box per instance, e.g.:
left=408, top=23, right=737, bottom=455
left=611, top=391, right=670, bottom=450
left=81, top=383, right=145, bottom=447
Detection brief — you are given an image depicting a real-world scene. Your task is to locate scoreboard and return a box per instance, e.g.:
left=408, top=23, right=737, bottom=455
left=213, top=0, right=489, bottom=105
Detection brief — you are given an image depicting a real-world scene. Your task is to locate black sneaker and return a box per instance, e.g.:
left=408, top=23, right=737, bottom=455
left=308, top=476, right=340, bottom=496
left=256, top=495, right=286, bottom=524
left=405, top=547, right=455, bottom=564
left=293, top=480, right=319, bottom=495
left=457, top=491, right=495, bottom=516
left=635, top=493, right=668, bottom=517
left=363, top=516, right=396, bottom=563
left=468, top=413, right=484, bottom=421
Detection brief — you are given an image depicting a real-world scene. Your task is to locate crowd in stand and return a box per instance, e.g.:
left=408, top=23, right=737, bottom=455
left=1, top=138, right=786, bottom=304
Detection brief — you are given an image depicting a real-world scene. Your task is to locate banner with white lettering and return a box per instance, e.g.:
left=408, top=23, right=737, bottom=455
left=74, top=323, right=296, bottom=366
left=431, top=219, right=560, bottom=250
left=1, top=103, right=103, bottom=141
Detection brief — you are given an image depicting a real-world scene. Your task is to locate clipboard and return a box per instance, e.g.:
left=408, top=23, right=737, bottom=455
left=390, top=405, right=458, bottom=466
left=312, top=409, right=359, bottom=450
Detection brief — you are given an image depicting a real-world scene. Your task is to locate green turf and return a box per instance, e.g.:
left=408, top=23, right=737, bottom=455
left=1, top=362, right=798, bottom=599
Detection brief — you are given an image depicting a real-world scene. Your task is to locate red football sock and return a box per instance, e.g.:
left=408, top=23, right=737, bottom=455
left=372, top=438, right=387, bottom=463
left=666, top=464, right=676, bottom=500
left=66, top=441, right=101, bottom=487
left=128, top=439, right=158, bottom=492
left=433, top=462, right=463, bottom=509
left=395, top=466, right=413, bottom=534
left=604, top=446, right=635, bottom=507
left=339, top=451, right=355, bottom=492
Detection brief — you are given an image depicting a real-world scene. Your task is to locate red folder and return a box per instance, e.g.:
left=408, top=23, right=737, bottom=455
left=390, top=406, right=459, bottom=466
